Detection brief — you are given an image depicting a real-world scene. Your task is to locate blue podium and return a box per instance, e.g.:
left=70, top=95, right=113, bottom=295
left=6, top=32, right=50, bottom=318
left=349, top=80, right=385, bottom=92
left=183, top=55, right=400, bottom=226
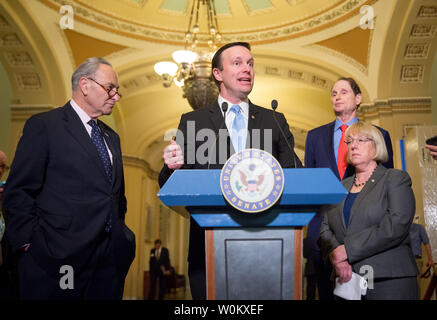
left=158, top=168, right=346, bottom=300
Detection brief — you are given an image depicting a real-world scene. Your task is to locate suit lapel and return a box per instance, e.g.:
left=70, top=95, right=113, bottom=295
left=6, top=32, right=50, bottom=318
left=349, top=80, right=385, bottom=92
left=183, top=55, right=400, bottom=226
left=340, top=177, right=353, bottom=231
left=62, top=104, right=110, bottom=182
left=326, top=121, right=341, bottom=178
left=347, top=164, right=386, bottom=227
left=247, top=102, right=262, bottom=149
left=208, top=102, right=226, bottom=133
left=208, top=102, right=234, bottom=156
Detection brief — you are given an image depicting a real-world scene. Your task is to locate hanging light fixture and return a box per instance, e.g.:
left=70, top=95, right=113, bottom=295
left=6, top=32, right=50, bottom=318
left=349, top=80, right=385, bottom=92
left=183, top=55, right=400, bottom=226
left=154, top=0, right=222, bottom=110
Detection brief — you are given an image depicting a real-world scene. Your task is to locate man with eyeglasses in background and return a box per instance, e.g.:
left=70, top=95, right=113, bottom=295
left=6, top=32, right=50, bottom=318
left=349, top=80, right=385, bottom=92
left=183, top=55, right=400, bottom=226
left=3, top=57, right=135, bottom=300
left=303, top=77, right=393, bottom=300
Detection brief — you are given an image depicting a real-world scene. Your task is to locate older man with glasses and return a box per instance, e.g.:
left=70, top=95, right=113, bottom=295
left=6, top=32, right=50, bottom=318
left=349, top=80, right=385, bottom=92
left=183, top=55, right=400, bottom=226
left=3, top=57, right=135, bottom=300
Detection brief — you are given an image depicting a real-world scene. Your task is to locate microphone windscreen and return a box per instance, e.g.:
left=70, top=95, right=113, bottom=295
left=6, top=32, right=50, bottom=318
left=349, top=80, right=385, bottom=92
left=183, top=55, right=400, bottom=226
left=271, top=99, right=278, bottom=110
left=221, top=101, right=228, bottom=112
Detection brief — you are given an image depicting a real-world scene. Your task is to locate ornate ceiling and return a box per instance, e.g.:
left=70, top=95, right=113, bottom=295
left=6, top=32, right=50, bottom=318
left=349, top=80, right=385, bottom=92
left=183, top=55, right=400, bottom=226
left=40, top=0, right=374, bottom=45
left=0, top=0, right=436, bottom=170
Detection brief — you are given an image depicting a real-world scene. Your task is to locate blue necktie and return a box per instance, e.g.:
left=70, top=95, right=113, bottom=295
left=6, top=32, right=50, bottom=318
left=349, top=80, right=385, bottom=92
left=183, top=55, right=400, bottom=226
left=88, top=120, right=112, bottom=180
left=230, top=104, right=246, bottom=152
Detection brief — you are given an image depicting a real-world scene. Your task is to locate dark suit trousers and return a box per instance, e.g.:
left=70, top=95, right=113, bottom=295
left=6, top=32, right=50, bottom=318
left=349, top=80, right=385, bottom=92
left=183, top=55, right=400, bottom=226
left=364, top=276, right=418, bottom=300
left=17, top=233, right=124, bottom=300
left=149, top=273, right=167, bottom=300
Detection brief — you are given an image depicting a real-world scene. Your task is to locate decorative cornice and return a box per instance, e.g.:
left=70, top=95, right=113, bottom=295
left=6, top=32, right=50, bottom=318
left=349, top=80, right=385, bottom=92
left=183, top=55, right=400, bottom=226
left=120, top=60, right=336, bottom=97
left=10, top=104, right=54, bottom=121
left=358, top=97, right=432, bottom=116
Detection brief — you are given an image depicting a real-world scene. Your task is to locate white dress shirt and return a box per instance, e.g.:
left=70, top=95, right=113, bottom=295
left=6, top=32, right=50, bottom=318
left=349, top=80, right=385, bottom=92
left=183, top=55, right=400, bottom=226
left=70, top=99, right=113, bottom=164
left=217, top=95, right=249, bottom=148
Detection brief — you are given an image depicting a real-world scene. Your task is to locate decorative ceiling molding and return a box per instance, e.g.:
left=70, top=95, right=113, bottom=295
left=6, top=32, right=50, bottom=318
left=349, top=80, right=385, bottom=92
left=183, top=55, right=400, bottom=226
left=410, top=23, right=437, bottom=38
left=241, top=0, right=276, bottom=16
left=39, top=0, right=377, bottom=45
left=417, top=6, right=437, bottom=18
left=10, top=104, right=55, bottom=120
left=120, top=72, right=161, bottom=96
left=119, top=0, right=148, bottom=9
left=4, top=51, right=33, bottom=67
left=359, top=96, right=432, bottom=117
left=15, top=72, right=41, bottom=90
left=119, top=60, right=335, bottom=98
left=0, top=33, right=23, bottom=47
left=404, top=43, right=431, bottom=59
left=0, top=12, right=41, bottom=92
left=398, top=4, right=437, bottom=85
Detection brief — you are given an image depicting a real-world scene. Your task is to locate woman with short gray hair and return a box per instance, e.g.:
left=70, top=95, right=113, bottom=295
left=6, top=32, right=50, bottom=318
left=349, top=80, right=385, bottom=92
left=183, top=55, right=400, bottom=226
left=319, top=121, right=418, bottom=300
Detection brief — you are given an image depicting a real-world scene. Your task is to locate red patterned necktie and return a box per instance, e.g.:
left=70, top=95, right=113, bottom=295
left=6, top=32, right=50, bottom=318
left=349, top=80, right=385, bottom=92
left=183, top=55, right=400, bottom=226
left=337, top=124, right=348, bottom=180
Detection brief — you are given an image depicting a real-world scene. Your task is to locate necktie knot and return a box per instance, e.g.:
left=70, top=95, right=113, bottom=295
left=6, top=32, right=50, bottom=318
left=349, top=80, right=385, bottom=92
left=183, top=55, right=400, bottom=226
left=88, top=119, right=99, bottom=131
left=230, top=104, right=241, bottom=114
left=340, top=124, right=348, bottom=132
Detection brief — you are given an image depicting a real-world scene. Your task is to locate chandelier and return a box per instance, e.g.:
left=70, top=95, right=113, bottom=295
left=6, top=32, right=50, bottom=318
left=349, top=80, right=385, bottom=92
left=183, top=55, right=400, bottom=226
left=154, top=0, right=221, bottom=110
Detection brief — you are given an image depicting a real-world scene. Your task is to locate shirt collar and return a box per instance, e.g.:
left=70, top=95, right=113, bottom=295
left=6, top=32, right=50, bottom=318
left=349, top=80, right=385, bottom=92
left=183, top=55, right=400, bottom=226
left=217, top=95, right=249, bottom=116
left=70, top=99, right=93, bottom=126
left=334, top=117, right=358, bottom=131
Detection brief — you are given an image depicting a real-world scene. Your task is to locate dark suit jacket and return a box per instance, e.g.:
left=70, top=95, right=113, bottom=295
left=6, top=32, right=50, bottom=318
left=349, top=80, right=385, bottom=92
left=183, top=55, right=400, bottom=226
left=318, top=165, right=418, bottom=279
left=3, top=102, right=135, bottom=280
left=305, top=120, right=394, bottom=179
left=149, top=247, right=170, bottom=276
left=159, top=101, right=302, bottom=266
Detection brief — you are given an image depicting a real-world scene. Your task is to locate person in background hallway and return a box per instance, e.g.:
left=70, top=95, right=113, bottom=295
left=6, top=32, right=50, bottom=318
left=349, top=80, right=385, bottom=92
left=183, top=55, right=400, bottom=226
left=158, top=42, right=302, bottom=299
left=304, top=77, right=394, bottom=299
left=425, top=144, right=437, bottom=160
left=319, top=121, right=418, bottom=300
left=3, top=57, right=135, bottom=300
left=149, top=239, right=171, bottom=300
left=410, top=216, right=434, bottom=268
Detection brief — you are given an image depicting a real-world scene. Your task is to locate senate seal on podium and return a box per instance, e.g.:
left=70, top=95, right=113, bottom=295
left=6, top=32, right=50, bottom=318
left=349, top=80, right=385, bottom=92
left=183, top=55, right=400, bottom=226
left=220, top=149, right=284, bottom=213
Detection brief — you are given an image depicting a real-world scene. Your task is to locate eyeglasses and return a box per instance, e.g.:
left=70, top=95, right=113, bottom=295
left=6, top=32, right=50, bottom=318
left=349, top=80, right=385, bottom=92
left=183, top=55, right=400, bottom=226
left=345, top=137, right=373, bottom=145
left=87, top=78, right=122, bottom=99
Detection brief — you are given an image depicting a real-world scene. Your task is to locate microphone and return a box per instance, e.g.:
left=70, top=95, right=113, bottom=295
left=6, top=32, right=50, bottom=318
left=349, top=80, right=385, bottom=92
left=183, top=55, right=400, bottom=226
left=222, top=102, right=229, bottom=114
left=208, top=102, right=228, bottom=169
left=271, top=99, right=298, bottom=168
left=271, top=99, right=278, bottom=111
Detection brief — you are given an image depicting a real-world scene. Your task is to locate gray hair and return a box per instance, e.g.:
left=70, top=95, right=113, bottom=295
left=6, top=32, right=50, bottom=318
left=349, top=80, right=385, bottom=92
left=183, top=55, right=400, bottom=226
left=71, top=57, right=112, bottom=91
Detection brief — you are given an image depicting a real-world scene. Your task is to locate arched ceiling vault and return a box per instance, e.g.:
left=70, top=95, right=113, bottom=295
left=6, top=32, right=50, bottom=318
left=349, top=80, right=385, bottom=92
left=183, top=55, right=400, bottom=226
left=1, top=0, right=436, bottom=169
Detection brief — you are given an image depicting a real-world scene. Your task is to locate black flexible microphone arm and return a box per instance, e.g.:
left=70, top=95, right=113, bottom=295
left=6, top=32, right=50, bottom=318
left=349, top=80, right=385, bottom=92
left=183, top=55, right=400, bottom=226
left=271, top=99, right=297, bottom=168
left=207, top=102, right=228, bottom=170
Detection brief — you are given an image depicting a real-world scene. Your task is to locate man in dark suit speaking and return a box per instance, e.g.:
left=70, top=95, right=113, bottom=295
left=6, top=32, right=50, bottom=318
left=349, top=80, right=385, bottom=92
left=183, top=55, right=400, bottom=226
left=3, top=57, right=135, bottom=300
left=159, top=42, right=302, bottom=300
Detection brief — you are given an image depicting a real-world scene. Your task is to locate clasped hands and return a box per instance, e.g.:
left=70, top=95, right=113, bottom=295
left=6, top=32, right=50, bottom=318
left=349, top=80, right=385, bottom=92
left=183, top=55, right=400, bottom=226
left=330, top=244, right=353, bottom=284
left=163, top=140, right=183, bottom=170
